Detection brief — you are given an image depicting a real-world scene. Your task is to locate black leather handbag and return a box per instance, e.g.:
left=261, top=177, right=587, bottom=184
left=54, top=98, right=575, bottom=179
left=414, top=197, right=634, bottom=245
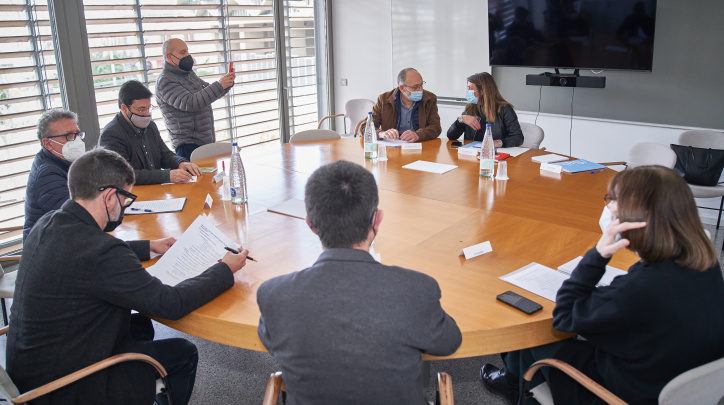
left=670, top=144, right=724, bottom=187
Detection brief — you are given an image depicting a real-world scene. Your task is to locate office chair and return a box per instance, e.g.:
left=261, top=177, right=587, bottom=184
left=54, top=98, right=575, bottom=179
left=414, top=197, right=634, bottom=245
left=318, top=99, right=374, bottom=137
left=519, top=122, right=545, bottom=150
left=289, top=129, right=341, bottom=143
left=0, top=326, right=173, bottom=404
left=189, top=142, right=232, bottom=161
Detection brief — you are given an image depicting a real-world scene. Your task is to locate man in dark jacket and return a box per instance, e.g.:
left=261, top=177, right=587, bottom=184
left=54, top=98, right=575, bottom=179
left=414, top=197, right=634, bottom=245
left=8, top=148, right=249, bottom=405
left=156, top=38, right=236, bottom=160
left=99, top=80, right=202, bottom=185
left=362, top=68, right=442, bottom=142
left=257, top=161, right=461, bottom=404
left=23, top=109, right=87, bottom=240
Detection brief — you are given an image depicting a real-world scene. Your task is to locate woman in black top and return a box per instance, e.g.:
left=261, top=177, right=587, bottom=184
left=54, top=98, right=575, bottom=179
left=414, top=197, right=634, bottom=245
left=447, top=72, right=524, bottom=148
left=480, top=166, right=724, bottom=405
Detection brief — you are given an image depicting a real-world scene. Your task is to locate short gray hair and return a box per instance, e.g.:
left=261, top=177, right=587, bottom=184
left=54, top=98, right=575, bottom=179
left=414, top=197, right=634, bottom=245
left=397, top=67, right=419, bottom=86
left=162, top=39, right=171, bottom=57
left=37, top=108, right=77, bottom=141
left=305, top=160, right=379, bottom=249
left=68, top=148, right=135, bottom=201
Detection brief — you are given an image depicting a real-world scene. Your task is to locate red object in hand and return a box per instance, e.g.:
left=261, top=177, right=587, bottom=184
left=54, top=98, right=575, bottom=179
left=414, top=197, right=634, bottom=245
left=229, top=61, right=234, bottom=72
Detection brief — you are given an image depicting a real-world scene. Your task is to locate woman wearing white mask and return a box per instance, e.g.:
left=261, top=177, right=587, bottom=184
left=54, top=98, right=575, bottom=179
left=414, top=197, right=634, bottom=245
left=447, top=72, right=523, bottom=148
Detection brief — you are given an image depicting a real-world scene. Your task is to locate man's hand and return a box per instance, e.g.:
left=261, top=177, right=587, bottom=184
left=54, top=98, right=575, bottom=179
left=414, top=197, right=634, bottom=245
left=150, top=237, right=176, bottom=255
left=596, top=219, right=647, bottom=258
left=179, top=162, right=202, bottom=176
left=461, top=115, right=482, bottom=131
left=219, top=71, right=236, bottom=89
left=170, top=169, right=193, bottom=183
left=400, top=130, right=420, bottom=142
left=221, top=247, right=249, bottom=274
left=380, top=129, right=399, bottom=140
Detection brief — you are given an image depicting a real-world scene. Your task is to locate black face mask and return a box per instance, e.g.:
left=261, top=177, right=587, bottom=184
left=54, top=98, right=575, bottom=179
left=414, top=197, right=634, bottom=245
left=103, top=193, right=127, bottom=232
left=172, top=54, right=194, bottom=71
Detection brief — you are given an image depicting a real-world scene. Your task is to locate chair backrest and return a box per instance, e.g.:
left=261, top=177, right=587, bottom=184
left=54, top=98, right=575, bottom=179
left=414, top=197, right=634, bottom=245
left=627, top=142, right=677, bottom=169
left=519, top=122, right=545, bottom=149
left=0, top=326, right=20, bottom=401
left=658, top=356, right=724, bottom=404
left=344, top=99, right=374, bottom=132
left=190, top=142, right=232, bottom=161
left=289, top=129, right=341, bottom=143
left=677, top=130, right=724, bottom=149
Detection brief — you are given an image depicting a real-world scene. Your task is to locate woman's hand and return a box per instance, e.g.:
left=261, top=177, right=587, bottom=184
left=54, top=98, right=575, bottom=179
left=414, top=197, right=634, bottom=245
left=596, top=219, right=646, bottom=258
left=460, top=115, right=481, bottom=131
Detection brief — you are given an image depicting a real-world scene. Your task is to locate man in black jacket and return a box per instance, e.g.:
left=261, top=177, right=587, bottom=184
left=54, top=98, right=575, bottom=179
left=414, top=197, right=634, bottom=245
left=99, top=80, right=202, bottom=185
left=8, top=148, right=248, bottom=405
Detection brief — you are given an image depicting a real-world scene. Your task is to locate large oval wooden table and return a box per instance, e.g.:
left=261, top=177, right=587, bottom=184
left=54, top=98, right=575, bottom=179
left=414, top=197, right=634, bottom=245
left=113, top=138, right=638, bottom=360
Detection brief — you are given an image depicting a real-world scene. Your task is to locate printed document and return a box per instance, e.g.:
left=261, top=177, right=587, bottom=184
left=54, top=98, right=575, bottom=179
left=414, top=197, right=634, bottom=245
left=126, top=198, right=187, bottom=215
left=500, top=263, right=569, bottom=302
left=147, top=215, right=236, bottom=286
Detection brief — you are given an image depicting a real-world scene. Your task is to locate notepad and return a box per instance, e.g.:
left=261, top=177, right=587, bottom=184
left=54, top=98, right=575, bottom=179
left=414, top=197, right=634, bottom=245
left=126, top=198, right=187, bottom=214
left=552, top=159, right=606, bottom=173
left=532, top=154, right=568, bottom=164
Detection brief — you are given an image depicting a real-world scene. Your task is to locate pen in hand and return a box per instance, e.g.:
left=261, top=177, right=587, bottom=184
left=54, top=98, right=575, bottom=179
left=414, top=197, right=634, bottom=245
left=224, top=246, right=256, bottom=262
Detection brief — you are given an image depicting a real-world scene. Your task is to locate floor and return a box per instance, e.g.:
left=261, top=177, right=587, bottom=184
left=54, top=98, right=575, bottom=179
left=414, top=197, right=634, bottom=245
left=2, top=222, right=724, bottom=404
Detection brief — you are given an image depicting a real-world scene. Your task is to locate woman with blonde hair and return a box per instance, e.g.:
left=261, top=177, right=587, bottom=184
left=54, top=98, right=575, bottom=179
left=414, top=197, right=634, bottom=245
left=447, top=72, right=523, bottom=147
left=480, top=166, right=724, bottom=404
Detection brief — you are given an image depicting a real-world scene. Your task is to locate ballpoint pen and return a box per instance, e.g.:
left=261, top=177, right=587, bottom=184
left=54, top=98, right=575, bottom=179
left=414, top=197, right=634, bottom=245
left=130, top=208, right=153, bottom=213
left=224, top=246, right=256, bottom=262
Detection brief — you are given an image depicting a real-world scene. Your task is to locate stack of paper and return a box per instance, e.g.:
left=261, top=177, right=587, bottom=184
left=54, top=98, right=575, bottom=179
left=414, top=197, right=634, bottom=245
left=402, top=160, right=457, bottom=174
left=532, top=154, right=568, bottom=164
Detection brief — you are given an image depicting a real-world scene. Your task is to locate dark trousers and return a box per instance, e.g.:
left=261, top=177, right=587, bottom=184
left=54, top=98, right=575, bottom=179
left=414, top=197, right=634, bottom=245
left=131, top=314, right=199, bottom=405
left=175, top=143, right=200, bottom=161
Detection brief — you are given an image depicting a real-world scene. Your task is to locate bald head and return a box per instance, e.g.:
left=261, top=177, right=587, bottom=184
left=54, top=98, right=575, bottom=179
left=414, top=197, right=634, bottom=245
left=163, top=38, right=189, bottom=65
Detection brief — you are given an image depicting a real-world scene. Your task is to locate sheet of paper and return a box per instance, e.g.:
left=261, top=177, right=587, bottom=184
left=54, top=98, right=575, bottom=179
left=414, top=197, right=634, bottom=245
left=126, top=197, right=187, bottom=215
left=402, top=160, right=458, bottom=174
left=147, top=215, right=236, bottom=286
left=459, top=241, right=492, bottom=259
left=267, top=198, right=307, bottom=219
left=161, top=176, right=197, bottom=185
left=532, top=154, right=568, bottom=164
left=557, top=256, right=627, bottom=287
left=500, top=263, right=570, bottom=302
left=199, top=167, right=217, bottom=173
left=376, top=139, right=409, bottom=147
left=496, top=146, right=530, bottom=157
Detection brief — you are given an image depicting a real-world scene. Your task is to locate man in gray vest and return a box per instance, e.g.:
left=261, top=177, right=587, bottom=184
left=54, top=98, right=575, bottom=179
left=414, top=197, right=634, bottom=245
left=257, top=160, right=462, bottom=404
left=156, top=38, right=236, bottom=160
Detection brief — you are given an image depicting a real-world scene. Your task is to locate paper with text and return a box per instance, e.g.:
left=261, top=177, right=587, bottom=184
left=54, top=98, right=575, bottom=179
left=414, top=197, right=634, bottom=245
left=500, top=263, right=569, bottom=302
left=126, top=198, right=187, bottom=215
left=402, top=160, right=458, bottom=174
left=147, top=215, right=236, bottom=286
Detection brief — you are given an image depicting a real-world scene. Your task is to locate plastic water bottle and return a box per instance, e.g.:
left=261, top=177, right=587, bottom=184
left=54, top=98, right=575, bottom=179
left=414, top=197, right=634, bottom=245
left=230, top=142, right=248, bottom=204
left=479, top=123, right=495, bottom=178
left=364, top=112, right=377, bottom=159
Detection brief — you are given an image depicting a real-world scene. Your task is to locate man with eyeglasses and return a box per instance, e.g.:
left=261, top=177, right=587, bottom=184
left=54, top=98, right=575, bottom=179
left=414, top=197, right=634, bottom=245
left=99, top=80, right=202, bottom=185
left=156, top=38, right=236, bottom=160
left=23, top=108, right=87, bottom=240
left=362, top=67, right=442, bottom=142
left=8, top=148, right=249, bottom=405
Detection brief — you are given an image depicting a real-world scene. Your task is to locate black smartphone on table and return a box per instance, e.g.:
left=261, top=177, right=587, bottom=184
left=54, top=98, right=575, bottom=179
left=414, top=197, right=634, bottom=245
left=496, top=291, right=543, bottom=315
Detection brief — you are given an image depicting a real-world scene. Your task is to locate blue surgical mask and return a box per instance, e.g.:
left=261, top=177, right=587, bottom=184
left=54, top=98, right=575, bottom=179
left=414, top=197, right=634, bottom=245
left=407, top=90, right=423, bottom=102
left=466, top=90, right=479, bottom=104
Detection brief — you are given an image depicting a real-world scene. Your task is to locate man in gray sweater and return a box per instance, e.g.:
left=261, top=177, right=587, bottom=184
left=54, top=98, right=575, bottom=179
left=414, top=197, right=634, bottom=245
left=257, top=160, right=462, bottom=404
left=8, top=148, right=249, bottom=405
left=156, top=38, right=236, bottom=160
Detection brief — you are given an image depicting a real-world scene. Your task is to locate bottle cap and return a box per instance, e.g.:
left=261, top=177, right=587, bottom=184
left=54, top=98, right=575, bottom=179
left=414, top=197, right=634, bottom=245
left=232, top=142, right=238, bottom=146
left=486, top=123, right=492, bottom=127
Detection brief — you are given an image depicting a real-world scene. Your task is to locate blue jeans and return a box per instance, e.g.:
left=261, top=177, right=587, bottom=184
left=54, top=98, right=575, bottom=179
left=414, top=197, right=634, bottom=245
left=131, top=315, right=198, bottom=405
left=175, top=144, right=200, bottom=161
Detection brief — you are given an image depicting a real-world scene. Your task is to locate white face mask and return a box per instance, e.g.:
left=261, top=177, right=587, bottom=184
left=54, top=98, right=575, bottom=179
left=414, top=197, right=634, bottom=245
left=599, top=205, right=622, bottom=242
left=49, top=137, right=85, bottom=162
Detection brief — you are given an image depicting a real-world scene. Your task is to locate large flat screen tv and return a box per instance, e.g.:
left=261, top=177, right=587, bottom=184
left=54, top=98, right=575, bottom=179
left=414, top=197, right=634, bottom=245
left=488, top=0, right=657, bottom=71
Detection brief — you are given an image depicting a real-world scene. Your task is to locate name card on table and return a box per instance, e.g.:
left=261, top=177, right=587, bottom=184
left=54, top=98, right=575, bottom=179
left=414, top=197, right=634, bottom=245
left=401, top=143, right=422, bottom=150
left=540, top=163, right=563, bottom=173
left=457, top=148, right=479, bottom=156
left=212, top=171, right=225, bottom=183
left=459, top=241, right=493, bottom=260
left=203, top=194, right=213, bottom=210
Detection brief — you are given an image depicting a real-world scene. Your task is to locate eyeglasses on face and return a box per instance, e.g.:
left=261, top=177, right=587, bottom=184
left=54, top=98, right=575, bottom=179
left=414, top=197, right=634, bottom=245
left=128, top=104, right=153, bottom=115
left=98, top=185, right=137, bottom=208
left=47, top=131, right=85, bottom=142
left=603, top=194, right=617, bottom=205
left=403, top=81, right=426, bottom=91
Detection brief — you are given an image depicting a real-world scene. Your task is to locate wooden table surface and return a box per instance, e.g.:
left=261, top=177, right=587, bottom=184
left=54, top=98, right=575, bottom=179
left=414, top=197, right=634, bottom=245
left=113, top=138, right=638, bottom=359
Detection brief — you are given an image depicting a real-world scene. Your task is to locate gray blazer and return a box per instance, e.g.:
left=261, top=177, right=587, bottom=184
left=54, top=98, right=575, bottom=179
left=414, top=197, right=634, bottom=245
left=8, top=200, right=234, bottom=404
left=257, top=248, right=462, bottom=405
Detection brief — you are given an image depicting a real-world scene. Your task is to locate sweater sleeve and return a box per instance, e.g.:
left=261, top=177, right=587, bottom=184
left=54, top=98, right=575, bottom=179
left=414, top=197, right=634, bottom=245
left=99, top=124, right=171, bottom=185
left=156, top=76, right=225, bottom=113
left=500, top=106, right=524, bottom=147
left=552, top=248, right=631, bottom=335
left=446, top=116, right=466, bottom=140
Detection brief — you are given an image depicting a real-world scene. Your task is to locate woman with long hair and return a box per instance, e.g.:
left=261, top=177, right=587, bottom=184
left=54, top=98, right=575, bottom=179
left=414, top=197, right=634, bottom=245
left=480, top=165, right=724, bottom=404
left=447, top=72, right=523, bottom=148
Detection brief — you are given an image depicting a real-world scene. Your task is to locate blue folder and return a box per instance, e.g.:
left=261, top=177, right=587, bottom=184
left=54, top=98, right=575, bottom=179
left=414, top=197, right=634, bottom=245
left=552, top=159, right=606, bottom=173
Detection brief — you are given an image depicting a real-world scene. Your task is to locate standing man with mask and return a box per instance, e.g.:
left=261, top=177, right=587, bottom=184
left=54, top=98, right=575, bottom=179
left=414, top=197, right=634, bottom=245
left=23, top=108, right=86, bottom=240
left=156, top=38, right=236, bottom=160
left=361, top=67, right=442, bottom=142
left=99, top=80, right=202, bottom=185
left=8, top=148, right=249, bottom=405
